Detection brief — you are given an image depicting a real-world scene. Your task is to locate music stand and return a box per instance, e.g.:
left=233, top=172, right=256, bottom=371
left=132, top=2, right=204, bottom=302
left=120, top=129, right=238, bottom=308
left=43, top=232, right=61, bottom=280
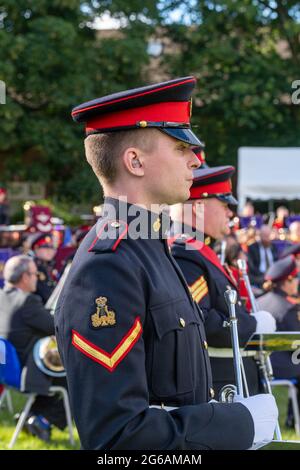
left=245, top=332, right=300, bottom=448
left=244, top=332, right=300, bottom=353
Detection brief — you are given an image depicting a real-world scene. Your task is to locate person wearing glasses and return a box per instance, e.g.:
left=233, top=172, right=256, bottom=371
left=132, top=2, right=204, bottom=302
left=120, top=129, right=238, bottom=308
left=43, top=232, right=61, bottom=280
left=0, top=255, right=66, bottom=441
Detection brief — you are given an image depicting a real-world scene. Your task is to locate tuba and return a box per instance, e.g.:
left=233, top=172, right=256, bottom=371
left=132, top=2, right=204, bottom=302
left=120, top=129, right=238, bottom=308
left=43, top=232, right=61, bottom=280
left=33, top=335, right=65, bottom=377
left=33, top=263, right=72, bottom=377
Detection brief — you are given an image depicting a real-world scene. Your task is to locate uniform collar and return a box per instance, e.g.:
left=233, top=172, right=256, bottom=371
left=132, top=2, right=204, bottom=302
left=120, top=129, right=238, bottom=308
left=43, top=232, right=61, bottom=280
left=171, top=222, right=213, bottom=246
left=102, top=197, right=171, bottom=240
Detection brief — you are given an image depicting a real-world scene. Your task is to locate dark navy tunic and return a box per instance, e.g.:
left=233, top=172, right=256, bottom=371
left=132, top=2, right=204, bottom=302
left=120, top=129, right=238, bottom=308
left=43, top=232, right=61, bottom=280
left=55, top=199, right=254, bottom=450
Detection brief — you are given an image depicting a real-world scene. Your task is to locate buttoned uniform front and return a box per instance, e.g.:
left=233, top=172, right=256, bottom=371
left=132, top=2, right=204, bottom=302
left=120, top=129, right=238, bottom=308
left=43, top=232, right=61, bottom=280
left=55, top=198, right=255, bottom=450
left=258, top=289, right=300, bottom=379
left=171, top=232, right=260, bottom=397
left=34, top=257, right=56, bottom=305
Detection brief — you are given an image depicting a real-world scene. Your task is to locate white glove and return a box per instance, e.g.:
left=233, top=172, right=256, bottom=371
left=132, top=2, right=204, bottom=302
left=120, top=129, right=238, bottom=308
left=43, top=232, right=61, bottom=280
left=252, top=310, right=276, bottom=334
left=235, top=394, right=278, bottom=448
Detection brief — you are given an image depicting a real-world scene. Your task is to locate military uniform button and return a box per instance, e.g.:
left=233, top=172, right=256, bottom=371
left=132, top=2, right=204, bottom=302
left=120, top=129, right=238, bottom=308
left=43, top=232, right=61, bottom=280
left=209, top=388, right=215, bottom=398
left=179, top=318, right=186, bottom=328
left=203, top=340, right=208, bottom=350
left=111, top=221, right=120, bottom=228
left=237, top=301, right=242, bottom=306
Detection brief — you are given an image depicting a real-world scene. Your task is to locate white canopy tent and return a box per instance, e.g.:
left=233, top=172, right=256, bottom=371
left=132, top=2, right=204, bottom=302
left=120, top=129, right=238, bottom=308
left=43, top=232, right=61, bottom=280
left=237, top=147, right=300, bottom=211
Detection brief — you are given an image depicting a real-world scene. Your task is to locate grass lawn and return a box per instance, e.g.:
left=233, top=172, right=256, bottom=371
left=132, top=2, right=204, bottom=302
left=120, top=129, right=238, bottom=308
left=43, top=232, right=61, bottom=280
left=0, top=388, right=299, bottom=450
left=0, top=391, right=80, bottom=450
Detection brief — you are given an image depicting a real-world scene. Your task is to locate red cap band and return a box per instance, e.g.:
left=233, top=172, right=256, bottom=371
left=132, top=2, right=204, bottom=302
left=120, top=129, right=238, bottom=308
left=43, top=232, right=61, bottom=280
left=34, top=237, right=53, bottom=248
left=86, top=101, right=191, bottom=132
left=190, top=180, right=232, bottom=199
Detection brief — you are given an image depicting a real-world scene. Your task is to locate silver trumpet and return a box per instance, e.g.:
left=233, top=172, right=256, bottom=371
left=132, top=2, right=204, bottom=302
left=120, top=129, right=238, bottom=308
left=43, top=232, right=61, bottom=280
left=219, top=289, right=250, bottom=402
left=220, top=289, right=244, bottom=401
left=237, top=258, right=282, bottom=441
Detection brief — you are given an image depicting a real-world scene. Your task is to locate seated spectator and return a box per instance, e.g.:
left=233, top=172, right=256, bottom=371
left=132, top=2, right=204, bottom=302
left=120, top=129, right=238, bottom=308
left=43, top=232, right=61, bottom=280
left=248, top=225, right=278, bottom=288
left=0, top=255, right=67, bottom=441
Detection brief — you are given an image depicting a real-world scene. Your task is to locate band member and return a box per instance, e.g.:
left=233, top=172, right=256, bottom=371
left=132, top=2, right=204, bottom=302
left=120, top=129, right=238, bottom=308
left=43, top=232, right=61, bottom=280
left=0, top=255, right=66, bottom=441
left=27, top=233, right=57, bottom=304
left=170, top=166, right=276, bottom=397
left=258, top=255, right=300, bottom=428
left=55, top=77, right=277, bottom=450
left=258, top=255, right=300, bottom=378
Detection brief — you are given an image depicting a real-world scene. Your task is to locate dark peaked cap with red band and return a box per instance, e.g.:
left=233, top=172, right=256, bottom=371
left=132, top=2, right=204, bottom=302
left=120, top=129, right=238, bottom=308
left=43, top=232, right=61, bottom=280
left=265, top=255, right=298, bottom=283
left=71, top=76, right=204, bottom=147
left=189, top=165, right=237, bottom=205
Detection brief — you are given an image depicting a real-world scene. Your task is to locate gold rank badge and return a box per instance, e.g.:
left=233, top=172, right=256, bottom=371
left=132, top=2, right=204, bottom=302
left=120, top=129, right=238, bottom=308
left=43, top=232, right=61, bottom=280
left=91, top=297, right=116, bottom=328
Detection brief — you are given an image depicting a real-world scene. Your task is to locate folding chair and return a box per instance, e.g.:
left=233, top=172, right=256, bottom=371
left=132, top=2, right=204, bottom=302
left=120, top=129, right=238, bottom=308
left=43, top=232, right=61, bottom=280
left=271, top=378, right=300, bottom=436
left=0, top=337, right=74, bottom=448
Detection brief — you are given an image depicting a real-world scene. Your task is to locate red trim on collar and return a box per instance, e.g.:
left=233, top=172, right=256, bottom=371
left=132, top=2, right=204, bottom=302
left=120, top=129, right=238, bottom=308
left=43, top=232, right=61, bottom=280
left=88, top=220, right=128, bottom=252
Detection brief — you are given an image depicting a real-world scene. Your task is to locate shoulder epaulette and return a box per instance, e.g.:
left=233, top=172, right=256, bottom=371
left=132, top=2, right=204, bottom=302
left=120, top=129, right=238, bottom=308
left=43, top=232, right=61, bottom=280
left=172, top=234, right=190, bottom=245
left=88, top=219, right=128, bottom=253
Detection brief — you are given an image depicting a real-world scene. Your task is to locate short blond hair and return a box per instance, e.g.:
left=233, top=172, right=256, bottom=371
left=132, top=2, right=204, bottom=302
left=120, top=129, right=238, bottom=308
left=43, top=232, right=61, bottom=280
left=84, top=129, right=158, bottom=185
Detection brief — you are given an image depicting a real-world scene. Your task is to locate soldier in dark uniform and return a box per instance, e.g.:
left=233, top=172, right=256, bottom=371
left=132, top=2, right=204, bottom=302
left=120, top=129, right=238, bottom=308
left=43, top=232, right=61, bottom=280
left=27, top=233, right=57, bottom=304
left=258, top=255, right=300, bottom=379
left=258, top=255, right=300, bottom=427
left=170, top=166, right=276, bottom=397
left=0, top=255, right=67, bottom=440
left=55, top=77, right=278, bottom=450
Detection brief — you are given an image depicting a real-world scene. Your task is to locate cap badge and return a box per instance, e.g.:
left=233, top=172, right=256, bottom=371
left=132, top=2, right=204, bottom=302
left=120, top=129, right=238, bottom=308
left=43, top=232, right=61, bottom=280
left=91, top=297, right=116, bottom=328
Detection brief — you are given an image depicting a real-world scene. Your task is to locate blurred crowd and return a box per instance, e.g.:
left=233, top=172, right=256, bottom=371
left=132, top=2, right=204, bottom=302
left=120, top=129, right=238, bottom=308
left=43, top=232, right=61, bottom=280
left=1, top=192, right=300, bottom=442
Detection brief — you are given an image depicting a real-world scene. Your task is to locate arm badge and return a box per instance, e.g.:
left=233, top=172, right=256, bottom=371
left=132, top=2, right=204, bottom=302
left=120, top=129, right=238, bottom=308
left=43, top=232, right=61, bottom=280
left=91, top=296, right=116, bottom=328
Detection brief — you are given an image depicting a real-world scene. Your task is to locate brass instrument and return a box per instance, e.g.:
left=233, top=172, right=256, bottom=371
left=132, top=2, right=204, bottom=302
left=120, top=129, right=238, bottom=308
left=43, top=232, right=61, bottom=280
left=219, top=289, right=244, bottom=402
left=33, top=335, right=65, bottom=377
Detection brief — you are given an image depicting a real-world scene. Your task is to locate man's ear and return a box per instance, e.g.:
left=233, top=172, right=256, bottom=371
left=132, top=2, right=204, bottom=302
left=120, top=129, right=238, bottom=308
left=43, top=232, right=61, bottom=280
left=122, top=147, right=145, bottom=176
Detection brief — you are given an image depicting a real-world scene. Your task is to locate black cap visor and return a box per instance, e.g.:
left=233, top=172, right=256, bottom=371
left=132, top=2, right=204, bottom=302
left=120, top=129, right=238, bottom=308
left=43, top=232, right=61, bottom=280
left=216, top=194, right=238, bottom=205
left=160, top=128, right=204, bottom=147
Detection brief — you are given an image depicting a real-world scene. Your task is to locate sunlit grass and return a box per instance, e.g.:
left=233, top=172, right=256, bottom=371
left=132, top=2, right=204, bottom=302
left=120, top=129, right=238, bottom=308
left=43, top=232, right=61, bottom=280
left=0, top=391, right=80, bottom=450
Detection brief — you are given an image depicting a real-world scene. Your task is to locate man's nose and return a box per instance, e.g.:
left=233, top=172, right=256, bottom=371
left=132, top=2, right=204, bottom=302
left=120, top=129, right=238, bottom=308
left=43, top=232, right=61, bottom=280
left=190, top=151, right=201, bottom=169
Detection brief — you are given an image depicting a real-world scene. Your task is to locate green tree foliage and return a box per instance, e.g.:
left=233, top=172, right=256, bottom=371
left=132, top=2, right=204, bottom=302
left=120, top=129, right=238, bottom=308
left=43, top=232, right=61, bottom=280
left=0, top=0, right=157, bottom=202
left=160, top=0, right=300, bottom=166
left=1, top=1, right=299, bottom=203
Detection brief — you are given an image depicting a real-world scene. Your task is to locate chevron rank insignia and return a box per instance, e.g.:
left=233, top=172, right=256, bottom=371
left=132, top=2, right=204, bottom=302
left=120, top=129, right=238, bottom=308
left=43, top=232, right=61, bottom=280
left=189, top=276, right=208, bottom=303
left=72, top=317, right=142, bottom=372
